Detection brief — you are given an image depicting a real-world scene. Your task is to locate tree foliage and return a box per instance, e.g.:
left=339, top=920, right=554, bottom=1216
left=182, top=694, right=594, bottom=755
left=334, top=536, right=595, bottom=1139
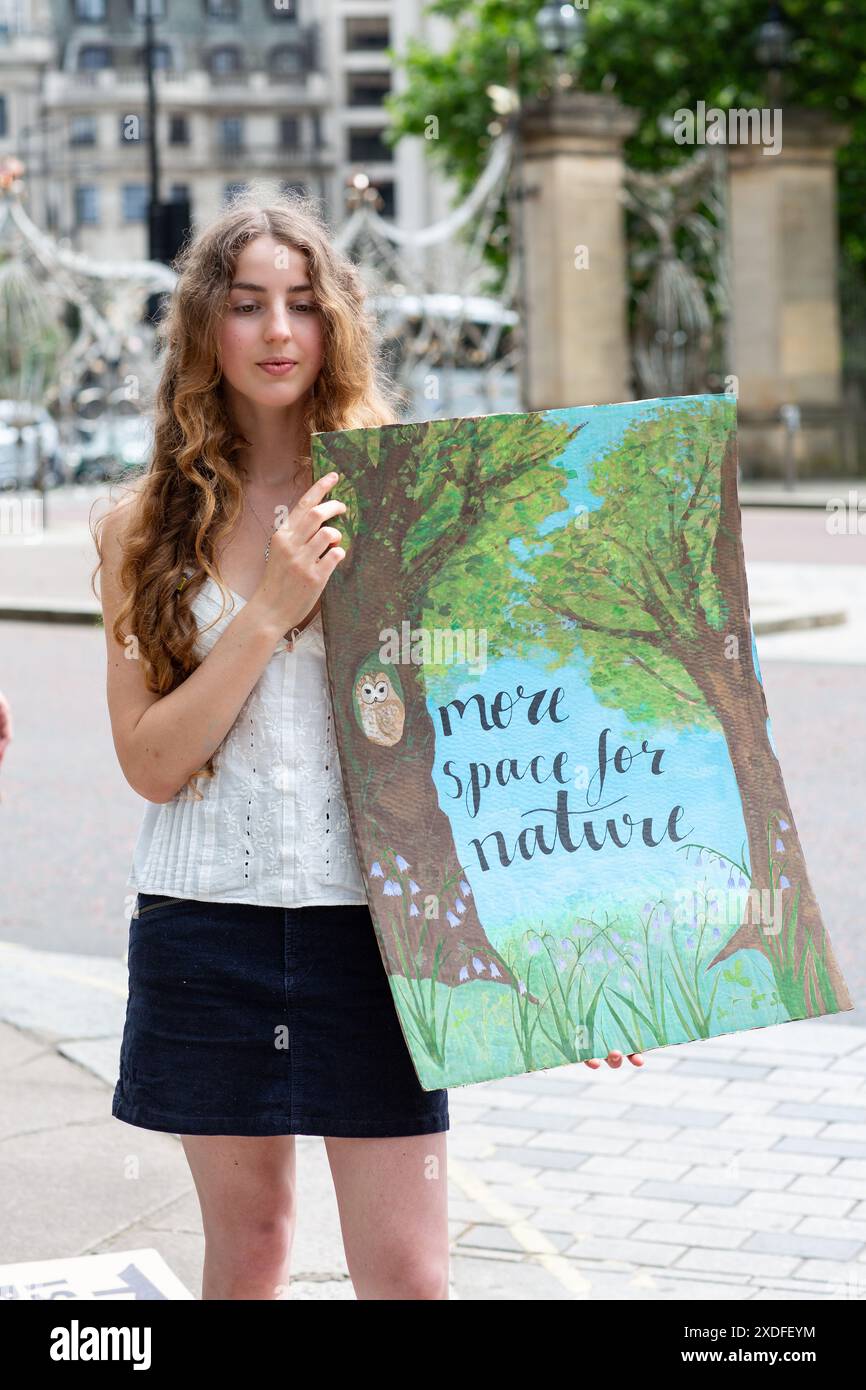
left=510, top=400, right=737, bottom=732
left=386, top=0, right=866, bottom=281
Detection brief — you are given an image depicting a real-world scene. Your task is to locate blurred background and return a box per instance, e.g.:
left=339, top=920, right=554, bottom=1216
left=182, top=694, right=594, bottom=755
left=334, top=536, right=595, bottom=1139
left=0, top=0, right=864, bottom=1305
left=0, top=0, right=862, bottom=977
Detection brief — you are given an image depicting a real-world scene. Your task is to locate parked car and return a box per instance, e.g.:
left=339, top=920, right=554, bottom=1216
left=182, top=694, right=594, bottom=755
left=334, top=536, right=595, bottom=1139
left=71, top=414, right=153, bottom=482
left=0, top=401, right=64, bottom=489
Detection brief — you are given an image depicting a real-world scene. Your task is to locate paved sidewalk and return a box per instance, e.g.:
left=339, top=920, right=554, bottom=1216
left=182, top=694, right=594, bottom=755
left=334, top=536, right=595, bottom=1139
left=0, top=480, right=863, bottom=636
left=2, top=486, right=863, bottom=1299
left=0, top=527, right=852, bottom=637
left=738, top=478, right=864, bottom=508
left=1, top=938, right=864, bottom=1300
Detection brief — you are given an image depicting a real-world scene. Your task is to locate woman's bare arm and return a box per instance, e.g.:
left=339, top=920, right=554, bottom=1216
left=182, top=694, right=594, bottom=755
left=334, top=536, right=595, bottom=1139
left=100, top=496, right=288, bottom=803
left=100, top=473, right=347, bottom=804
left=100, top=472, right=346, bottom=806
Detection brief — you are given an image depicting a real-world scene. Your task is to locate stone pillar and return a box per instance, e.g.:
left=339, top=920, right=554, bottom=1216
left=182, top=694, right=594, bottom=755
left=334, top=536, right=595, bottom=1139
left=512, top=89, right=639, bottom=410
left=727, top=109, right=851, bottom=476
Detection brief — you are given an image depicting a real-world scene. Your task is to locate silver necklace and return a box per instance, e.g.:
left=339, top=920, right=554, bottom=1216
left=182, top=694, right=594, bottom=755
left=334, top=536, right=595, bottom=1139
left=245, top=493, right=283, bottom=562
left=244, top=493, right=297, bottom=647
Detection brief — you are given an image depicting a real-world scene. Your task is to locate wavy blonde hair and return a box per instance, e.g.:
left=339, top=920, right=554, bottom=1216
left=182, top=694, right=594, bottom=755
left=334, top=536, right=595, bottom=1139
left=91, top=182, right=406, bottom=799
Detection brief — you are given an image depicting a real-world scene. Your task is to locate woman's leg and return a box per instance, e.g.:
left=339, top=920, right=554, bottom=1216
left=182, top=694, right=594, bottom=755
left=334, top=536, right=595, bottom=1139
left=180, top=1134, right=298, bottom=1300
left=324, top=1132, right=450, bottom=1300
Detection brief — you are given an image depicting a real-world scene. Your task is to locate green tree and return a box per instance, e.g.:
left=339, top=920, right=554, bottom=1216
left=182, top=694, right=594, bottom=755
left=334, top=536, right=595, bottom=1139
left=315, top=410, right=582, bottom=993
left=508, top=399, right=850, bottom=1019
left=386, top=0, right=866, bottom=282
left=316, top=402, right=851, bottom=1021
left=0, top=253, right=66, bottom=402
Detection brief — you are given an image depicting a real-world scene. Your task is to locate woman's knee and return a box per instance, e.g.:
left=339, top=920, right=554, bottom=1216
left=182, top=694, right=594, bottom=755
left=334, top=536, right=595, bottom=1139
left=403, top=1259, right=450, bottom=1301
left=359, top=1249, right=450, bottom=1300
left=180, top=1136, right=297, bottom=1267
left=203, top=1211, right=294, bottom=1277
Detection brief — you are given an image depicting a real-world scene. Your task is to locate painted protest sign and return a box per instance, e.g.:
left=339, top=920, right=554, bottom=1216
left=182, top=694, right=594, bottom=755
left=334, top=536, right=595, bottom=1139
left=312, top=395, right=853, bottom=1090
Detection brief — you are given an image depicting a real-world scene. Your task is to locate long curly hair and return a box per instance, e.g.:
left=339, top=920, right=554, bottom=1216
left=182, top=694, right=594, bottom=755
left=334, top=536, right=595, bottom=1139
left=91, top=182, right=406, bottom=800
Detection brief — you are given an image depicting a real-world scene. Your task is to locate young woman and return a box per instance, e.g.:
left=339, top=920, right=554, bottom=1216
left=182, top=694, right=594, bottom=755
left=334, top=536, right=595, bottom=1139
left=94, top=186, right=641, bottom=1302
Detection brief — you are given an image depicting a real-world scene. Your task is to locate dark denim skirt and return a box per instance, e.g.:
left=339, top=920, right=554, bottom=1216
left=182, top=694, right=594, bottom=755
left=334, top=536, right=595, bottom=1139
left=112, top=894, right=449, bottom=1138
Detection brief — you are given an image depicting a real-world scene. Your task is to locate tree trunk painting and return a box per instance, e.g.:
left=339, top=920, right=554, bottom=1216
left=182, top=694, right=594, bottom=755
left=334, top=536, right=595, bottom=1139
left=312, top=397, right=853, bottom=1091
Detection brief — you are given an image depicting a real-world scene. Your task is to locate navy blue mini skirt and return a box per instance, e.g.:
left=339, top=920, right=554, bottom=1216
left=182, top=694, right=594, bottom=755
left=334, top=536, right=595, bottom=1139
left=112, top=894, right=449, bottom=1139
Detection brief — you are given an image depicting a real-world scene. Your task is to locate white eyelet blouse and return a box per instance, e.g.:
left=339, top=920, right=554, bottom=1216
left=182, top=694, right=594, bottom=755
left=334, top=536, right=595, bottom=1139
left=125, top=573, right=368, bottom=908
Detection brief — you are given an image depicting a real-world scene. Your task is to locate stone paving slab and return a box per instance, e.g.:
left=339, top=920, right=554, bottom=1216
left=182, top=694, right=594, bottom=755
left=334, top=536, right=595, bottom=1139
left=2, top=935, right=865, bottom=1299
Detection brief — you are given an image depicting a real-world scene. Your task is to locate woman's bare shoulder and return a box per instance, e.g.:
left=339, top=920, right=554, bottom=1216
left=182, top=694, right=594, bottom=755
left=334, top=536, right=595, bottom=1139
left=112, top=471, right=149, bottom=509
left=100, top=473, right=148, bottom=542
left=99, top=477, right=154, bottom=628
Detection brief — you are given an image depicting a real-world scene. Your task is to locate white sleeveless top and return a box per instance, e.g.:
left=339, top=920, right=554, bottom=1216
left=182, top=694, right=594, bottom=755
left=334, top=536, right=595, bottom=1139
left=126, top=572, right=368, bottom=908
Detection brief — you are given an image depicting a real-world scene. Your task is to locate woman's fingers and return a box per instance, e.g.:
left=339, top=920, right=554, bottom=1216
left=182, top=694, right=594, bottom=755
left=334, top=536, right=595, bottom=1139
left=583, top=1051, right=645, bottom=1068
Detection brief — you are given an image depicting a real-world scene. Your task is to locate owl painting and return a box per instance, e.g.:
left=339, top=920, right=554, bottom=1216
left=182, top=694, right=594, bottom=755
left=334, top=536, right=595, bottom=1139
left=352, top=654, right=406, bottom=746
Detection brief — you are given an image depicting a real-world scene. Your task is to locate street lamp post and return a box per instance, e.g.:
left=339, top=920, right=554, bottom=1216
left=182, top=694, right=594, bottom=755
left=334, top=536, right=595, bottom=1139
left=143, top=0, right=161, bottom=259
left=535, top=1, right=586, bottom=88
left=751, top=1, right=794, bottom=111
left=138, top=0, right=189, bottom=320
left=750, top=1, right=797, bottom=479
left=17, top=118, right=67, bottom=232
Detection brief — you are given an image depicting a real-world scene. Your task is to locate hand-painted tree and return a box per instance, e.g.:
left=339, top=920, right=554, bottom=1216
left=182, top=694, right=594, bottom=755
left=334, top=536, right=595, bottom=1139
left=313, top=411, right=583, bottom=994
left=509, top=398, right=850, bottom=1020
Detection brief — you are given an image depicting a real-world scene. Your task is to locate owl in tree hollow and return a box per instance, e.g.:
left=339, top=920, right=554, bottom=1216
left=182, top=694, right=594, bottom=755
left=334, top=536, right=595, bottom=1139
left=352, top=656, right=406, bottom=747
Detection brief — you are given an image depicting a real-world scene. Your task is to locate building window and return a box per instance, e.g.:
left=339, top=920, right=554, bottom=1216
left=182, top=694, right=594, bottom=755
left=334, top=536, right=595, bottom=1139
left=223, top=181, right=248, bottom=203
left=74, top=185, right=100, bottom=225
left=372, top=181, right=396, bottom=220
left=0, top=97, right=7, bottom=140
left=169, top=183, right=190, bottom=203
left=70, top=115, right=98, bottom=146
left=347, top=72, right=391, bottom=108
left=345, top=17, right=390, bottom=52
left=138, top=43, right=173, bottom=70
left=168, top=113, right=189, bottom=145
left=77, top=45, right=112, bottom=70
left=265, top=0, right=297, bottom=18
left=270, top=45, right=304, bottom=77
left=75, top=0, right=107, bottom=20
left=122, top=184, right=149, bottom=221
left=205, top=0, right=239, bottom=18
left=219, top=115, right=244, bottom=150
left=131, top=0, right=166, bottom=17
left=278, top=114, right=299, bottom=148
left=347, top=128, right=393, bottom=164
left=209, top=46, right=241, bottom=76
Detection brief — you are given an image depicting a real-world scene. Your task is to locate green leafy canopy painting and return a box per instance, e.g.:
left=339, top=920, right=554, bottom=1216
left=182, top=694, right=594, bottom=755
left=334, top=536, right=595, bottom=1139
left=311, top=394, right=853, bottom=1091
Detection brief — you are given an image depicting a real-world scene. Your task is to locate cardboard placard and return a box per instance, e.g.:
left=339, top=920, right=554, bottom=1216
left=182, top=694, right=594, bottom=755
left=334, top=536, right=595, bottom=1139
left=312, top=394, right=853, bottom=1090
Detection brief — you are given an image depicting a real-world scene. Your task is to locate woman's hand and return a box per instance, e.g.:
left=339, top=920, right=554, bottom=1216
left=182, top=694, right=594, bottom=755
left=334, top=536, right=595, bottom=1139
left=584, top=1051, right=644, bottom=1069
left=250, top=471, right=348, bottom=638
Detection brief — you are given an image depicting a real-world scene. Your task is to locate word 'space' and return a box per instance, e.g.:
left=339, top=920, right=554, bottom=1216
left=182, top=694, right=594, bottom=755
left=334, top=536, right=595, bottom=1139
left=434, top=685, right=691, bottom=871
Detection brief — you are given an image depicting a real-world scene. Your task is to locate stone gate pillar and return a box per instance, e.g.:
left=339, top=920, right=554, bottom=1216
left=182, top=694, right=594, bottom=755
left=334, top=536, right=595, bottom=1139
left=727, top=109, right=851, bottom=475
left=512, top=89, right=639, bottom=410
